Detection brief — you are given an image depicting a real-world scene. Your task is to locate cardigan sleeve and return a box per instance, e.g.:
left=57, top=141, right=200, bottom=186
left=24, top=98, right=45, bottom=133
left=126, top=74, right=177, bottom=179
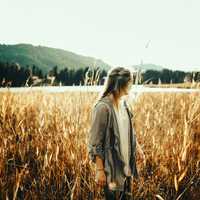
left=87, top=102, right=109, bottom=163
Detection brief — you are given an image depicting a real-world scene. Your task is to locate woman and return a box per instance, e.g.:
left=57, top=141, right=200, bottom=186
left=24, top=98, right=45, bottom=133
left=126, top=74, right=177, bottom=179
left=88, top=66, right=145, bottom=200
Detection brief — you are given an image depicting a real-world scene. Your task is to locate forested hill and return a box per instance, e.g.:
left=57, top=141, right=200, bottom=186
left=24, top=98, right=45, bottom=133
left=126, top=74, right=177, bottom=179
left=0, top=43, right=111, bottom=73
left=132, top=63, right=164, bottom=71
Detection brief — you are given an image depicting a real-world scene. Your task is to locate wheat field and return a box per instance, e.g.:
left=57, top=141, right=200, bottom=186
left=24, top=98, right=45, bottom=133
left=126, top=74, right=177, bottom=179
left=0, top=90, right=199, bottom=199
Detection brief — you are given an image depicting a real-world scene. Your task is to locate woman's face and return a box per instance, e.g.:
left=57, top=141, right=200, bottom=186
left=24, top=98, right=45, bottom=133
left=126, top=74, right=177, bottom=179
left=121, top=79, right=132, bottom=96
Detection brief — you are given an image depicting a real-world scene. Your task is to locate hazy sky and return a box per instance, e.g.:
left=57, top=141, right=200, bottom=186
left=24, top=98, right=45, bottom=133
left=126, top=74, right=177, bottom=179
left=1, top=0, right=200, bottom=71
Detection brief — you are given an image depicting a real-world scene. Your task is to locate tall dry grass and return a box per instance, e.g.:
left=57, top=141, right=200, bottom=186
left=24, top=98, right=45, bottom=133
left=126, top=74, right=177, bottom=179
left=0, top=90, right=199, bottom=199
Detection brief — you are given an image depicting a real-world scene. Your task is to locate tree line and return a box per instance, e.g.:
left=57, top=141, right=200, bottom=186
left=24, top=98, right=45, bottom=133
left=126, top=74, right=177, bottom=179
left=0, top=62, right=107, bottom=87
left=141, top=69, right=200, bottom=84
left=0, top=61, right=200, bottom=87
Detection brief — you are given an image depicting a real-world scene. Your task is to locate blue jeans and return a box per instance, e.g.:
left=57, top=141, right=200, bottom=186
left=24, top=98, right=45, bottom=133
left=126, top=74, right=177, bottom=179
left=103, top=176, right=132, bottom=200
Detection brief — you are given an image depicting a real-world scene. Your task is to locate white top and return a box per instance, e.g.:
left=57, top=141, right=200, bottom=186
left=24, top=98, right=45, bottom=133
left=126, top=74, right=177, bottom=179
left=113, top=97, right=131, bottom=176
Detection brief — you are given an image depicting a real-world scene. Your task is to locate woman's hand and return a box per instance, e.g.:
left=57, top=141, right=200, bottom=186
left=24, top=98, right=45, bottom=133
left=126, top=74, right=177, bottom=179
left=94, top=155, right=106, bottom=187
left=95, top=169, right=107, bottom=188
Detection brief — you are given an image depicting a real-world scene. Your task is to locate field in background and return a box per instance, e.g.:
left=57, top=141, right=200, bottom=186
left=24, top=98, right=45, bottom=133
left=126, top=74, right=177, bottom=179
left=0, top=91, right=199, bottom=199
left=146, top=82, right=200, bottom=89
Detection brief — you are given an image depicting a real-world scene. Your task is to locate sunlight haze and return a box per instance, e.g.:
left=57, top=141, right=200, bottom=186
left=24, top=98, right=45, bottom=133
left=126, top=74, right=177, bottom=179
left=1, top=0, right=200, bottom=71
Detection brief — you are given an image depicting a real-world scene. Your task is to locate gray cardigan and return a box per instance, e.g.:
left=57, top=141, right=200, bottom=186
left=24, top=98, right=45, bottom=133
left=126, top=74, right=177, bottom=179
left=87, top=95, right=139, bottom=191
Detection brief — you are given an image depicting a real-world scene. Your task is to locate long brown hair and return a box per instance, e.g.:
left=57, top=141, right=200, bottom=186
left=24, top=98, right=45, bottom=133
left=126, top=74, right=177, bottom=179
left=97, top=66, right=133, bottom=103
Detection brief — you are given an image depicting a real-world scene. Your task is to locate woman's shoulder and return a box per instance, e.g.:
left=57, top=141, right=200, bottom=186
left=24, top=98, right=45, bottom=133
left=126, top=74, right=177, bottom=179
left=92, top=100, right=111, bottom=114
left=91, top=101, right=111, bottom=125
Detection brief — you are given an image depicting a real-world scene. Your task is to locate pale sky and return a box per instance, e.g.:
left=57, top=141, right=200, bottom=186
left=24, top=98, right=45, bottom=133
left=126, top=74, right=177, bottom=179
left=1, top=0, right=200, bottom=71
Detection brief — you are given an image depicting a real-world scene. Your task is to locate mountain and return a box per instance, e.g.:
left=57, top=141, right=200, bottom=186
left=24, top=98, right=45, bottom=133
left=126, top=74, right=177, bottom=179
left=132, top=63, right=200, bottom=72
left=167, top=66, right=200, bottom=72
left=0, top=43, right=111, bottom=73
left=131, top=63, right=164, bottom=71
